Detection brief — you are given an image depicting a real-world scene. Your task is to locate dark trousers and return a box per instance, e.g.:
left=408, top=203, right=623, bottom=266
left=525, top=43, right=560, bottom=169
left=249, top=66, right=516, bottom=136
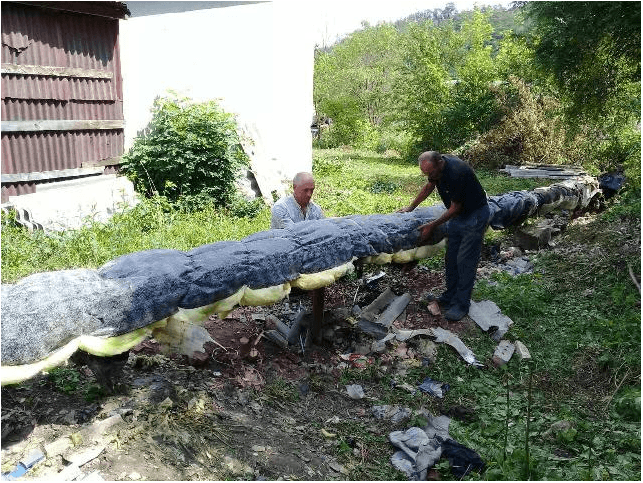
left=443, top=203, right=490, bottom=311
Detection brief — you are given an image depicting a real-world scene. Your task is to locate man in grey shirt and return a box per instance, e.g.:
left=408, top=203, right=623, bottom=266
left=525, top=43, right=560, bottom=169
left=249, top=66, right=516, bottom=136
left=270, top=172, right=324, bottom=229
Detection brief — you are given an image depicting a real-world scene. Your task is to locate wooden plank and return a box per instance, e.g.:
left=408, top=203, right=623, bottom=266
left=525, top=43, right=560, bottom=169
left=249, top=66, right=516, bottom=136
left=310, top=287, right=325, bottom=345
left=1, top=120, right=124, bottom=132
left=81, top=157, right=122, bottom=168
left=1, top=63, right=113, bottom=79
left=1, top=167, right=104, bottom=183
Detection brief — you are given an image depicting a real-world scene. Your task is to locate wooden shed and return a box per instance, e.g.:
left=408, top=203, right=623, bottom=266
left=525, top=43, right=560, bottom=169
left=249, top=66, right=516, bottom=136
left=1, top=1, right=129, bottom=203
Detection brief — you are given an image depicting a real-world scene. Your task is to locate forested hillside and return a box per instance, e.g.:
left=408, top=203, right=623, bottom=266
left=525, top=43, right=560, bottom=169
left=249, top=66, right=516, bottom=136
left=313, top=1, right=640, bottom=185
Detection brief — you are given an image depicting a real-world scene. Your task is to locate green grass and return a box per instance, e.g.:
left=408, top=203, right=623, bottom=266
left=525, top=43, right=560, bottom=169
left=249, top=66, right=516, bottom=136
left=1, top=148, right=640, bottom=480
left=312, top=148, right=552, bottom=217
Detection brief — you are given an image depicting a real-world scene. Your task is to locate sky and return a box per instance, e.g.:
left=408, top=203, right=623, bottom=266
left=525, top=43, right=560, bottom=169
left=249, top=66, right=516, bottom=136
left=127, top=1, right=516, bottom=47
left=313, top=0, right=515, bottom=46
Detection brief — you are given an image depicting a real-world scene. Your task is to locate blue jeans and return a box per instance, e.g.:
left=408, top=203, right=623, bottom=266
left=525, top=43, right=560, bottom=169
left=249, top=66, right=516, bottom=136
left=442, top=203, right=490, bottom=311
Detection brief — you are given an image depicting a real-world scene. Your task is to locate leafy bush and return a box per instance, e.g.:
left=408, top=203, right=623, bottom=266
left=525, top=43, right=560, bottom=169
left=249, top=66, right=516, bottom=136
left=614, top=387, right=641, bottom=422
left=460, top=78, right=586, bottom=168
left=121, top=94, right=249, bottom=206
left=375, top=127, right=413, bottom=154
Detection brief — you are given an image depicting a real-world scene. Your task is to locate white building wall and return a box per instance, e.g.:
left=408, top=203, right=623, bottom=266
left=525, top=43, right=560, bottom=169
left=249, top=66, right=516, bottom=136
left=119, top=2, right=315, bottom=199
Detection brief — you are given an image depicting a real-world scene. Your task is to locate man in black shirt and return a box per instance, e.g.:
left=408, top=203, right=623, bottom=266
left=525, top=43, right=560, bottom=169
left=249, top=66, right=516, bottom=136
left=399, top=151, right=490, bottom=321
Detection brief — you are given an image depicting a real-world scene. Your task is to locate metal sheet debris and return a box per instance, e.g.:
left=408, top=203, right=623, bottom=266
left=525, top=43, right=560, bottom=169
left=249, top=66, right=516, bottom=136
left=430, top=327, right=484, bottom=367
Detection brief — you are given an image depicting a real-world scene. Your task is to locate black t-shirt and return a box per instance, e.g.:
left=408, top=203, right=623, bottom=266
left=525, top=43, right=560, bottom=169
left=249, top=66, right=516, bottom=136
left=432, top=155, right=487, bottom=215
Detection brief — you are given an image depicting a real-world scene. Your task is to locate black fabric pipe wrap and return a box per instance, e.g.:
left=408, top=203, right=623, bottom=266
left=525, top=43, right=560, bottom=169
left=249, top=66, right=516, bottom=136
left=1, top=179, right=595, bottom=367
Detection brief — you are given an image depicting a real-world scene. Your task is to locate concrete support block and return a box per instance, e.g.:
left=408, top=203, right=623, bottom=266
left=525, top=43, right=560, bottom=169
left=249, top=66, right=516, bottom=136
left=514, top=340, right=531, bottom=361
left=492, top=340, right=515, bottom=367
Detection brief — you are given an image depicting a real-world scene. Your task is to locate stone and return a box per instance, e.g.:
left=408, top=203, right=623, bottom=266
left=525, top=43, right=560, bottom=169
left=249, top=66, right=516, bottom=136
left=426, top=301, right=441, bottom=316
left=514, top=224, right=552, bottom=250
left=492, top=340, right=515, bottom=367
left=346, top=384, right=365, bottom=399
left=416, top=339, right=438, bottom=362
left=514, top=340, right=531, bottom=360
left=45, top=436, right=72, bottom=458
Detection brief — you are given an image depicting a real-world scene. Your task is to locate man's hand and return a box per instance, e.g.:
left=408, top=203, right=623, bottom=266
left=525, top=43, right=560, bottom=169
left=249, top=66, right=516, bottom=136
left=418, top=222, right=435, bottom=243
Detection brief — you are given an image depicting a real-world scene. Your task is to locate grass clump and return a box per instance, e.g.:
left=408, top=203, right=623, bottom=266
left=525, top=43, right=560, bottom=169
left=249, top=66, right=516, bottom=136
left=1, top=196, right=272, bottom=284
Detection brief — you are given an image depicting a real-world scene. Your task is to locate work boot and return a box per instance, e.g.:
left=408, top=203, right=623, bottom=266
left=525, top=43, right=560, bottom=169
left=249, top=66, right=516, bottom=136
left=444, top=306, right=468, bottom=321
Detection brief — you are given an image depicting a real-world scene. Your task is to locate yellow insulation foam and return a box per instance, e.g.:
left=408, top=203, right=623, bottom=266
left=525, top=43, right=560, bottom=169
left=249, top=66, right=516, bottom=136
left=290, top=261, right=355, bottom=290
left=2, top=243, right=448, bottom=385
left=1, top=319, right=167, bottom=386
left=364, top=240, right=446, bottom=265
left=241, top=283, right=291, bottom=307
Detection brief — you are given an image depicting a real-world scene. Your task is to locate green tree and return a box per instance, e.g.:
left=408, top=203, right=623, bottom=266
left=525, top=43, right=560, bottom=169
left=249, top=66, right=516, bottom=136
left=313, top=24, right=400, bottom=148
left=393, top=21, right=451, bottom=152
left=394, top=11, right=501, bottom=153
left=520, top=1, right=641, bottom=122
left=443, top=10, right=500, bottom=147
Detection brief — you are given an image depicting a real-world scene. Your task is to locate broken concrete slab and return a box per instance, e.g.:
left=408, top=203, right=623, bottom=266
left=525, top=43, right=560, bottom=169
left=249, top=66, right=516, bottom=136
left=492, top=340, right=515, bottom=367
left=358, top=289, right=411, bottom=338
left=514, top=340, right=531, bottom=360
left=63, top=445, right=105, bottom=467
left=514, top=222, right=555, bottom=250
left=45, top=435, right=73, bottom=458
left=264, top=330, right=288, bottom=348
left=500, top=164, right=586, bottom=179
left=468, top=300, right=514, bottom=341
left=390, top=328, right=434, bottom=342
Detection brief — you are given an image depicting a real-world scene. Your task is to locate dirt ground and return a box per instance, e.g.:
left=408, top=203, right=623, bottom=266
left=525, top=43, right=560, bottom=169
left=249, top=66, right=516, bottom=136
left=0, top=259, right=499, bottom=481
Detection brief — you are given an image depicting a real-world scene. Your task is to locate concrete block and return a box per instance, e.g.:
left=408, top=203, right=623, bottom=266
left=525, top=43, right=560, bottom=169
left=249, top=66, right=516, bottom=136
left=492, top=340, right=515, bottom=367
left=514, top=225, right=552, bottom=250
left=44, top=436, right=72, bottom=458
left=514, top=340, right=531, bottom=360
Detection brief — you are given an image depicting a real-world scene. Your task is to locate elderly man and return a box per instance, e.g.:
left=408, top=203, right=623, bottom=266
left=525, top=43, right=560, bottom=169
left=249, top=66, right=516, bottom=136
left=271, top=172, right=324, bottom=229
left=399, top=151, right=489, bottom=321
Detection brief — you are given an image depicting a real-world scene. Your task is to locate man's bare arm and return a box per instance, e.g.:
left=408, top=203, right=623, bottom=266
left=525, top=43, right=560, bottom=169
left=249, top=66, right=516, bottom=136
left=397, top=181, right=436, bottom=213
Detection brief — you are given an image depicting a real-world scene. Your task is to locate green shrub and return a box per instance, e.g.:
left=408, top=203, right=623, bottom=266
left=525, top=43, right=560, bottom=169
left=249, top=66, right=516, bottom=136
left=121, top=94, right=249, bottom=206
left=614, top=387, right=641, bottom=422
left=460, top=77, right=586, bottom=168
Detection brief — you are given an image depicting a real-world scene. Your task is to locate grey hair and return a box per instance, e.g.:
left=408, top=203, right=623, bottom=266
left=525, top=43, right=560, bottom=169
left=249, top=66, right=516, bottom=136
left=293, top=172, right=314, bottom=186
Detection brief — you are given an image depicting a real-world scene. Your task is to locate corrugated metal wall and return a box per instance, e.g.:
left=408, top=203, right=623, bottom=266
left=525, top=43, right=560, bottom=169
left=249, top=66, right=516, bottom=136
left=1, top=2, right=124, bottom=202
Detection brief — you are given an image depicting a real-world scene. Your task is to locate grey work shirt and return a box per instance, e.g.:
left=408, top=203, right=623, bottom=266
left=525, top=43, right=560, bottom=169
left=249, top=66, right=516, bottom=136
left=270, top=195, right=324, bottom=229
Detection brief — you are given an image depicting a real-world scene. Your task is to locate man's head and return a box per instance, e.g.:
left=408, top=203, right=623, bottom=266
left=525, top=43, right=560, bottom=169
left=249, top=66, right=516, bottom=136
left=418, top=151, right=445, bottom=181
left=293, top=172, right=315, bottom=210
